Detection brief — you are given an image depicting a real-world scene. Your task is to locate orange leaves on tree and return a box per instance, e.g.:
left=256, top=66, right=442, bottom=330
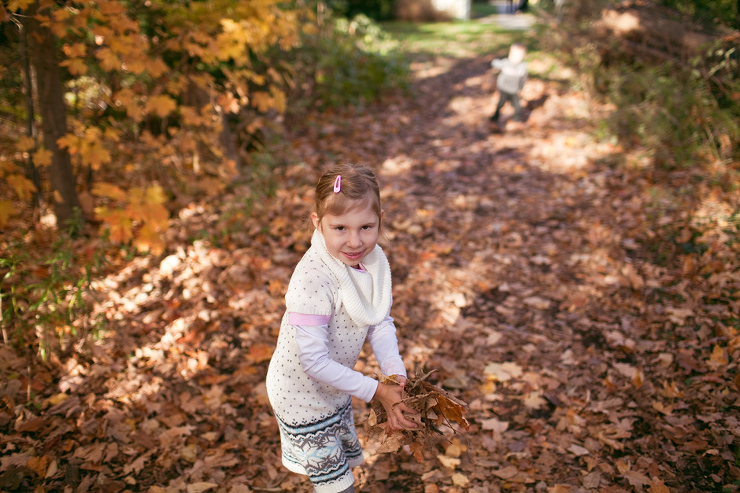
left=33, top=148, right=52, bottom=167
left=0, top=201, right=14, bottom=229
left=180, top=106, right=204, bottom=127
left=57, top=127, right=111, bottom=170
left=104, top=127, right=121, bottom=142
left=108, top=34, right=135, bottom=56
left=270, top=86, right=287, bottom=113
left=91, top=24, right=113, bottom=42
left=95, top=47, right=121, bottom=72
left=250, top=91, right=278, bottom=113
left=52, top=7, right=72, bottom=22
left=95, top=207, right=133, bottom=243
left=91, top=182, right=126, bottom=201
left=60, top=57, right=87, bottom=75
left=16, top=135, right=35, bottom=152
left=94, top=185, right=169, bottom=253
left=145, top=58, right=169, bottom=78
left=7, top=175, right=37, bottom=202
left=108, top=15, right=138, bottom=35
left=122, top=53, right=147, bottom=75
left=62, top=42, right=86, bottom=57
left=133, top=223, right=164, bottom=255
left=112, top=87, right=143, bottom=120
left=6, top=0, right=34, bottom=12
left=146, top=95, right=177, bottom=118
left=126, top=185, right=168, bottom=231
left=97, top=0, right=126, bottom=16
left=72, top=7, right=93, bottom=29
left=0, top=155, right=32, bottom=226
left=10, top=0, right=305, bottom=239
left=215, top=19, right=251, bottom=62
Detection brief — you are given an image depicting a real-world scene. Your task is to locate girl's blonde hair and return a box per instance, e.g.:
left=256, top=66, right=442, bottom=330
left=314, top=163, right=382, bottom=229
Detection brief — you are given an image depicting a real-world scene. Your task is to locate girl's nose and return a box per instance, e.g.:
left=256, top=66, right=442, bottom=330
left=347, top=230, right=362, bottom=248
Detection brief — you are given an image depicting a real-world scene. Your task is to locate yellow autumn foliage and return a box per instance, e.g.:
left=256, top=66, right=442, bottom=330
left=1, top=0, right=306, bottom=246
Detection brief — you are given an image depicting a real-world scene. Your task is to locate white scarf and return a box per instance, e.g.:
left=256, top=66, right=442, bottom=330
left=311, top=229, right=392, bottom=326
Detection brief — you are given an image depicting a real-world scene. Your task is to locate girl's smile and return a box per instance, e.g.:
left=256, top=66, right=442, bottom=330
left=312, top=201, right=382, bottom=268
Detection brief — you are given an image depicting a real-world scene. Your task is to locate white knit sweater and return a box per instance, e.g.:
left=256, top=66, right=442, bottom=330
left=266, top=230, right=405, bottom=425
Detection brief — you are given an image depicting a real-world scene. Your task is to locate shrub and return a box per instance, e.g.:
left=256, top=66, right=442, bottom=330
left=282, top=14, right=411, bottom=113
left=599, top=38, right=740, bottom=168
left=328, top=0, right=397, bottom=21
left=540, top=4, right=740, bottom=169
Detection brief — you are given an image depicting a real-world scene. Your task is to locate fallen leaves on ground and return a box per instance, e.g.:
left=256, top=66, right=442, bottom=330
left=2, top=21, right=740, bottom=493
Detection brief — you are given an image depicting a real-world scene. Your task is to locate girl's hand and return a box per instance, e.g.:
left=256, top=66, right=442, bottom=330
left=374, top=382, right=418, bottom=430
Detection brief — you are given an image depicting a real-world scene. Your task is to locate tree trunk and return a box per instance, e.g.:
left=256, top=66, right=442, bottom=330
left=20, top=18, right=41, bottom=212
left=218, top=112, right=243, bottom=173
left=27, top=2, right=82, bottom=230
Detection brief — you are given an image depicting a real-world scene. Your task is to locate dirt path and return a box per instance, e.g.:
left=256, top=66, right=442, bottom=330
left=284, top=50, right=737, bottom=492
left=2, top=30, right=738, bottom=493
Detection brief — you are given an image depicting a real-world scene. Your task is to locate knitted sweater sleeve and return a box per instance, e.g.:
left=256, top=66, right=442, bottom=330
left=367, top=315, right=407, bottom=379
left=294, top=322, right=379, bottom=403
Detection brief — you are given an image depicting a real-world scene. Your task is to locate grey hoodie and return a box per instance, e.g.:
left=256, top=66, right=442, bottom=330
left=492, top=58, right=528, bottom=94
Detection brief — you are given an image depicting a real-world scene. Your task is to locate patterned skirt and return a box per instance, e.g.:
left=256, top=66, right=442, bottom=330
left=275, top=398, right=363, bottom=493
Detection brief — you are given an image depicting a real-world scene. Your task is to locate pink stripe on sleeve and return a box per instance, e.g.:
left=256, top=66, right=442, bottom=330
left=288, top=312, right=331, bottom=326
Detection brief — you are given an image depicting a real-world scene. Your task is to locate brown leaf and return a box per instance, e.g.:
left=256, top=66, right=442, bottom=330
left=623, top=470, right=651, bottom=487
left=484, top=362, right=523, bottom=382
left=26, top=456, right=48, bottom=477
left=583, top=471, right=601, bottom=488
left=445, top=438, right=467, bottom=458
left=15, top=418, right=48, bottom=433
left=248, top=343, right=274, bottom=363
left=435, top=394, right=470, bottom=430
left=0, top=452, right=31, bottom=472
left=650, top=478, right=671, bottom=493
left=436, top=454, right=460, bottom=469
left=187, top=483, right=218, bottom=493
left=548, top=486, right=572, bottom=493
left=104, top=443, right=119, bottom=463
left=451, top=473, right=470, bottom=487
left=123, top=450, right=154, bottom=475
left=73, top=443, right=107, bottom=463
left=492, top=466, right=519, bottom=479
left=376, top=431, right=404, bottom=453
left=409, top=441, right=425, bottom=463
left=523, top=391, right=547, bottom=410
left=707, top=344, right=728, bottom=370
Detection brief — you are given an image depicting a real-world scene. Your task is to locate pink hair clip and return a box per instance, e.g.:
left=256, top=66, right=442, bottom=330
left=333, top=175, right=341, bottom=193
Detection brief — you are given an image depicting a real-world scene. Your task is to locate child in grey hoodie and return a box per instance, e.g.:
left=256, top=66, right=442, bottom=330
left=490, top=43, right=528, bottom=123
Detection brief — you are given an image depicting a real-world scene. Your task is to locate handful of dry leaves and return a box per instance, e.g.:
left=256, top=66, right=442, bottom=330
left=365, top=370, right=469, bottom=461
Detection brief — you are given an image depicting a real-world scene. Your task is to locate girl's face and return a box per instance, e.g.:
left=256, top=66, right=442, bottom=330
left=312, top=200, right=382, bottom=268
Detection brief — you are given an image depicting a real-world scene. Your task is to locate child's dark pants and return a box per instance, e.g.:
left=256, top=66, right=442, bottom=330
left=491, top=90, right=523, bottom=122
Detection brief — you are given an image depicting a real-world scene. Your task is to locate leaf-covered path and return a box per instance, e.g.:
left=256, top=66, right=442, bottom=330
left=2, top=22, right=739, bottom=493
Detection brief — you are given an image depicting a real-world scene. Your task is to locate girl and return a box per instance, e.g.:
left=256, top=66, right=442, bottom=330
left=266, top=163, right=418, bottom=493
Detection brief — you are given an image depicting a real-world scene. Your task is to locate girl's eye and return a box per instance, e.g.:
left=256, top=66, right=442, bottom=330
left=362, top=225, right=372, bottom=230
left=335, top=226, right=345, bottom=231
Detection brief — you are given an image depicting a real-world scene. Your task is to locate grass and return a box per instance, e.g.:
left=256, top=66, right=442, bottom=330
left=380, top=7, right=533, bottom=58
left=377, top=6, right=567, bottom=83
